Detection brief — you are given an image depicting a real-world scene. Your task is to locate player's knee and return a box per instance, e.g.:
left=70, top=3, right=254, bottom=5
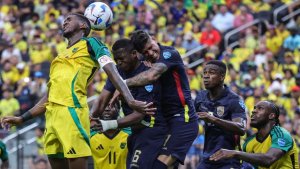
left=157, top=154, right=177, bottom=167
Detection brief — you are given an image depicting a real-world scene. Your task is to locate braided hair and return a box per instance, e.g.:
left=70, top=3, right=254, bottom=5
left=266, top=101, right=280, bottom=126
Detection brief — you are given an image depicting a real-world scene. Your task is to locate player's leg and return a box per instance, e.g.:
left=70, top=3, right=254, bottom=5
left=128, top=126, right=167, bottom=169
left=156, top=119, right=199, bottom=168
left=53, top=106, right=92, bottom=169
left=44, top=104, right=69, bottom=169
left=68, top=157, right=88, bottom=169
left=48, top=158, right=69, bottom=169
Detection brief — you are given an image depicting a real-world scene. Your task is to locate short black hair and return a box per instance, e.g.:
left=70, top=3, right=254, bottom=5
left=130, top=30, right=150, bottom=53
left=112, top=38, right=134, bottom=53
left=206, top=60, right=227, bottom=75
left=70, top=13, right=91, bottom=37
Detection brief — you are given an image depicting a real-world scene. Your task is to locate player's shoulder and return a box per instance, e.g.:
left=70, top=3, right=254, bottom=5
left=270, top=126, right=293, bottom=141
left=160, top=45, right=180, bottom=59
left=83, top=37, right=106, bottom=47
left=195, top=90, right=209, bottom=102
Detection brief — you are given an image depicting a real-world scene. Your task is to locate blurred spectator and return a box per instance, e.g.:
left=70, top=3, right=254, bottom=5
left=30, top=71, right=47, bottom=99
left=200, top=20, right=221, bottom=47
left=170, top=0, right=187, bottom=24
left=0, top=89, right=20, bottom=117
left=283, top=28, right=300, bottom=51
left=35, top=126, right=45, bottom=156
left=1, top=44, right=22, bottom=64
left=30, top=156, right=49, bottom=169
left=211, top=5, right=234, bottom=33
left=233, top=5, right=253, bottom=28
left=15, top=78, right=36, bottom=114
left=265, top=25, right=283, bottom=55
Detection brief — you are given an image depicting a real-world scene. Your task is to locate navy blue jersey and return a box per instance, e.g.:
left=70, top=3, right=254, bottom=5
left=104, top=62, right=165, bottom=128
left=157, top=45, right=197, bottom=122
left=194, top=86, right=246, bottom=166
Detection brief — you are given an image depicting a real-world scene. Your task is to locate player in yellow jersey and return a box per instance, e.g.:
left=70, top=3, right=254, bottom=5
left=210, top=101, right=299, bottom=169
left=91, top=102, right=129, bottom=169
left=0, top=13, right=154, bottom=169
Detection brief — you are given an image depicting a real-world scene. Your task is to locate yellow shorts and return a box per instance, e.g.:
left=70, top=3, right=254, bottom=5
left=44, top=103, right=91, bottom=158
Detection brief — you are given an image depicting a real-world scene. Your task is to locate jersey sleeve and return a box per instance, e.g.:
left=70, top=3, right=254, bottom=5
left=86, top=37, right=114, bottom=68
left=158, top=48, right=183, bottom=69
left=230, top=98, right=247, bottom=120
left=270, top=127, right=293, bottom=152
left=103, top=78, right=116, bottom=93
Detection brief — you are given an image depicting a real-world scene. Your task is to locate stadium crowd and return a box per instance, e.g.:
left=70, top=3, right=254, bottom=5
left=0, top=0, right=300, bottom=168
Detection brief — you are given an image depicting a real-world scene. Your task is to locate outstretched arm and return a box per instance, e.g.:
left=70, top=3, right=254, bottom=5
left=198, top=112, right=246, bottom=136
left=210, top=148, right=284, bottom=168
left=94, top=111, right=145, bottom=132
left=103, top=63, right=156, bottom=113
left=126, top=63, right=168, bottom=87
left=1, top=95, right=48, bottom=128
left=103, top=63, right=134, bottom=103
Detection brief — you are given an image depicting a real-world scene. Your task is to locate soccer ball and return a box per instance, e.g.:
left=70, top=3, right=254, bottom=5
left=84, top=2, right=113, bottom=31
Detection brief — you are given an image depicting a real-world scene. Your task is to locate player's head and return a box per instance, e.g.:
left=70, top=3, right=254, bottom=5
left=202, top=60, right=226, bottom=89
left=100, top=102, right=120, bottom=120
left=250, top=101, right=280, bottom=128
left=130, top=30, right=160, bottom=63
left=62, top=13, right=91, bottom=38
left=112, top=38, right=139, bottom=72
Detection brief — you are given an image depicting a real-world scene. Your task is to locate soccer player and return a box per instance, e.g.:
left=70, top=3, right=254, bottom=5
left=1, top=13, right=153, bottom=169
left=91, top=38, right=168, bottom=169
left=124, top=30, right=199, bottom=168
left=210, top=101, right=299, bottom=169
left=194, top=60, right=247, bottom=168
left=90, top=102, right=129, bottom=169
left=0, top=140, right=8, bottom=169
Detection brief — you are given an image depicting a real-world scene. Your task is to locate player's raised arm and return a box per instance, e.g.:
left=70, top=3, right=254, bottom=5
left=102, top=63, right=155, bottom=114
left=1, top=95, right=48, bottom=129
left=125, top=63, right=168, bottom=87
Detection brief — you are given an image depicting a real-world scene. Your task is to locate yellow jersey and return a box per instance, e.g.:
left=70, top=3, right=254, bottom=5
left=243, top=126, right=299, bottom=169
left=90, top=129, right=130, bottom=169
left=48, top=37, right=111, bottom=108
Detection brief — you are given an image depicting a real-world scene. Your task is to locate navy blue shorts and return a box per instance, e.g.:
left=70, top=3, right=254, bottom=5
left=160, top=117, right=199, bottom=164
left=127, top=126, right=168, bottom=169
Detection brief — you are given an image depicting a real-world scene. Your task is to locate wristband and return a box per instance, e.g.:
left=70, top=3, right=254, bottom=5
left=100, top=120, right=118, bottom=132
left=20, top=111, right=33, bottom=122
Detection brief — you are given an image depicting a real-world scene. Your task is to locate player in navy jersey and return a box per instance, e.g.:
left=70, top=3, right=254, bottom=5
left=91, top=38, right=168, bottom=169
left=194, top=60, right=247, bottom=169
left=124, top=30, right=199, bottom=168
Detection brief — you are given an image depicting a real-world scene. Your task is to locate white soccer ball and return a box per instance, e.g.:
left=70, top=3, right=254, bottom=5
left=84, top=2, right=113, bottom=31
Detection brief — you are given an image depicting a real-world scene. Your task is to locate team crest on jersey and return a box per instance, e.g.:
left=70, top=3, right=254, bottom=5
left=217, top=106, right=225, bottom=117
left=72, top=47, right=78, bottom=53
left=145, top=84, right=153, bottom=92
left=163, top=51, right=171, bottom=59
left=120, top=142, right=126, bottom=149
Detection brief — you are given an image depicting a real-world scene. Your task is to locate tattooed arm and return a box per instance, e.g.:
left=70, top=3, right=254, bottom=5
left=126, top=63, right=168, bottom=87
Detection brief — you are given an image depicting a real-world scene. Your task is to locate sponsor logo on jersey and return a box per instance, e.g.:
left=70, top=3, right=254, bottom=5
left=67, top=147, right=76, bottom=154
